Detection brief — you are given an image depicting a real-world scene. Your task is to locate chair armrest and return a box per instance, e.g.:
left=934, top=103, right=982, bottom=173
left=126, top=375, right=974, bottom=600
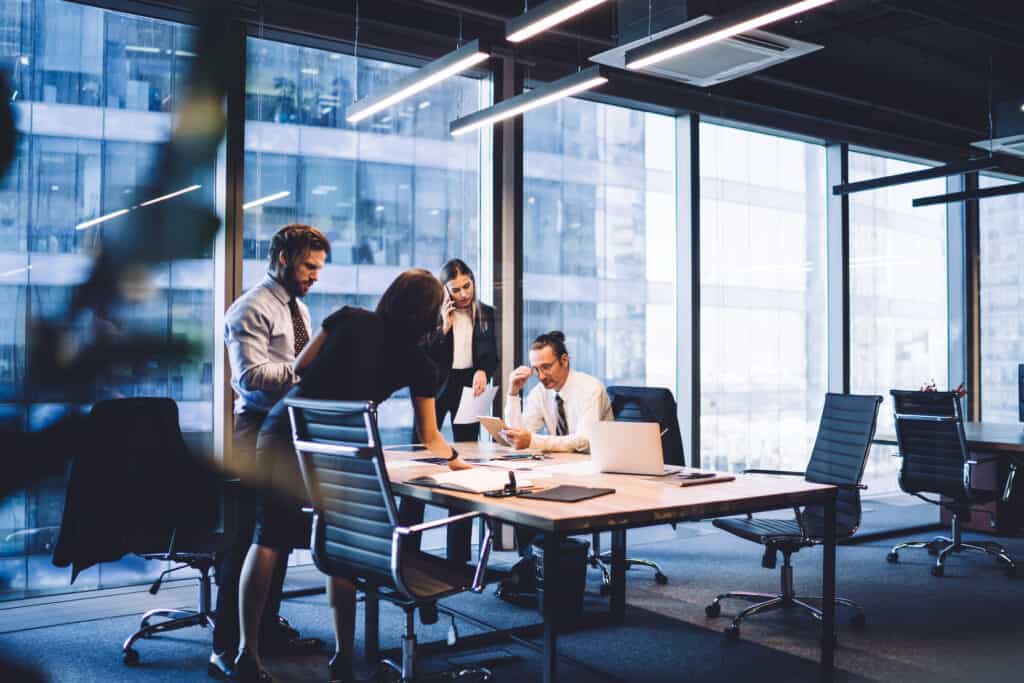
left=392, top=511, right=494, bottom=593
left=742, top=469, right=804, bottom=477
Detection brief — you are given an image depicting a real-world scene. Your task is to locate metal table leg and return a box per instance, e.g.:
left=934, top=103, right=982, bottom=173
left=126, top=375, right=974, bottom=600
left=820, top=492, right=836, bottom=682
left=542, top=534, right=561, bottom=683
left=365, top=588, right=380, bottom=665
left=610, top=529, right=627, bottom=624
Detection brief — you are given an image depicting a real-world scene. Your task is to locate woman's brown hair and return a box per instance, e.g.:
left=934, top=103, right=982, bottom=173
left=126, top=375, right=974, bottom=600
left=375, top=268, right=444, bottom=342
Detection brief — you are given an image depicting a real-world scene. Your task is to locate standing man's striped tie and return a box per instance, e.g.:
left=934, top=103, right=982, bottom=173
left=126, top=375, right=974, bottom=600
left=555, top=393, right=568, bottom=436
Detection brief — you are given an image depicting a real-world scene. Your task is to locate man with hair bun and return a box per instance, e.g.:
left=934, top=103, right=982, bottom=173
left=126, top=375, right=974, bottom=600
left=503, top=330, right=612, bottom=453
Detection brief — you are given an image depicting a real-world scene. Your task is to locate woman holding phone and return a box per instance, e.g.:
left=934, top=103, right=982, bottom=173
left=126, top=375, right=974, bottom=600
left=427, top=258, right=499, bottom=442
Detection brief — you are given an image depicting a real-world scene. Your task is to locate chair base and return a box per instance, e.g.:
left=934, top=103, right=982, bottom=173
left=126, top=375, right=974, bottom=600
left=886, top=513, right=1017, bottom=578
left=589, top=538, right=668, bottom=594
left=122, top=563, right=215, bottom=665
left=705, top=553, right=864, bottom=638
left=373, top=606, right=491, bottom=682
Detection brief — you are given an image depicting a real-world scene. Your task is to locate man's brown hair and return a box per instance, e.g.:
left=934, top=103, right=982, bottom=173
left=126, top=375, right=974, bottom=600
left=268, top=224, right=330, bottom=267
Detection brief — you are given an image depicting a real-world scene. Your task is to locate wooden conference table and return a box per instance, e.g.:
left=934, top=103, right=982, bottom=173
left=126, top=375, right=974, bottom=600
left=381, top=442, right=839, bottom=683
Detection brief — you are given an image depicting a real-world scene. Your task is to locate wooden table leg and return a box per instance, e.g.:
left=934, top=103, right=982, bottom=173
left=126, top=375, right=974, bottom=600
left=820, top=493, right=836, bottom=682
left=610, top=528, right=627, bottom=624
left=542, top=534, right=560, bottom=683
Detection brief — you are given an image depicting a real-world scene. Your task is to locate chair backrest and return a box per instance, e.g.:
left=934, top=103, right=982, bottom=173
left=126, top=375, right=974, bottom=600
left=286, top=397, right=401, bottom=588
left=800, top=393, right=883, bottom=540
left=890, top=390, right=970, bottom=502
left=607, top=386, right=686, bottom=467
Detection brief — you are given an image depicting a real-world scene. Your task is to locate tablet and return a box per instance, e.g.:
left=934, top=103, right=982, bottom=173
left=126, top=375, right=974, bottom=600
left=477, top=416, right=512, bottom=447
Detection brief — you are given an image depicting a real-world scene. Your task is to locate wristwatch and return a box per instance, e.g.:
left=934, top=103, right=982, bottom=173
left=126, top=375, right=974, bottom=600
left=447, top=447, right=460, bottom=462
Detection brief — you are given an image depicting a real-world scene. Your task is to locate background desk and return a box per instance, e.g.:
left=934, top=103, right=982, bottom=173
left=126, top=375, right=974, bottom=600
left=876, top=422, right=1024, bottom=534
left=384, top=443, right=839, bottom=683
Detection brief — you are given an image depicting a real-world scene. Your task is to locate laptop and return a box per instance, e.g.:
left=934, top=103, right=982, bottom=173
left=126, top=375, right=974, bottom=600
left=588, top=421, right=670, bottom=475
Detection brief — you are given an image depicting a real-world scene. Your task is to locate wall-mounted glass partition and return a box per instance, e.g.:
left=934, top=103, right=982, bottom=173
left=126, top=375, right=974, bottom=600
left=521, top=98, right=676, bottom=395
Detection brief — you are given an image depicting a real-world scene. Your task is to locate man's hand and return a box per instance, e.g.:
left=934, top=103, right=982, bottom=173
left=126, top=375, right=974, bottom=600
left=441, top=296, right=456, bottom=334
left=472, top=370, right=487, bottom=397
left=502, top=428, right=533, bottom=450
left=508, top=365, right=532, bottom=396
left=448, top=456, right=473, bottom=471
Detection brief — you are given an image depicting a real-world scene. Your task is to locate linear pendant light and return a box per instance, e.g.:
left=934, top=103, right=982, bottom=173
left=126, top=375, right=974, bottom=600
left=506, top=0, right=613, bottom=43
left=912, top=181, right=1024, bottom=207
left=346, top=39, right=489, bottom=124
left=832, top=159, right=997, bottom=196
left=626, top=0, right=836, bottom=71
left=449, top=66, right=608, bottom=137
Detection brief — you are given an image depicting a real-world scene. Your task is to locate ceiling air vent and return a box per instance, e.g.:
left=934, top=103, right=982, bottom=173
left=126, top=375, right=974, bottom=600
left=591, top=15, right=822, bottom=88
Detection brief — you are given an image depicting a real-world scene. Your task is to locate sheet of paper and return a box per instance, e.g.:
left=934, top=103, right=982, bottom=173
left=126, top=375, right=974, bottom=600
left=453, top=383, right=499, bottom=424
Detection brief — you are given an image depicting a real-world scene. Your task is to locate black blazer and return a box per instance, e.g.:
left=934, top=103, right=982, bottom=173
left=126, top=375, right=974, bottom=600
left=426, top=302, right=499, bottom=395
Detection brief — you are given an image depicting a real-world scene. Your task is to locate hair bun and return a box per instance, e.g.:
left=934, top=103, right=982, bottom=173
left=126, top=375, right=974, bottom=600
left=548, top=330, right=565, bottom=343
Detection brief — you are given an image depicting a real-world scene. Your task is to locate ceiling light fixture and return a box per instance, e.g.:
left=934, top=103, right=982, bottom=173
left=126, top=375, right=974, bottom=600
left=346, top=39, right=489, bottom=124
left=912, top=181, right=1024, bottom=207
left=75, top=209, right=130, bottom=231
left=626, top=0, right=836, bottom=71
left=450, top=66, right=608, bottom=137
left=506, top=0, right=613, bottom=43
left=242, top=190, right=291, bottom=210
left=832, top=159, right=997, bottom=195
left=139, top=184, right=202, bottom=207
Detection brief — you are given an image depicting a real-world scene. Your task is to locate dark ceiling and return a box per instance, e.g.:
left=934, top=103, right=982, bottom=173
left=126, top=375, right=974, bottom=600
left=236, top=0, right=1024, bottom=164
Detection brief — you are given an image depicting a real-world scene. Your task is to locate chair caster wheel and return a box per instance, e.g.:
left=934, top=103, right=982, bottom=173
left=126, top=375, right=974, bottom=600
left=724, top=625, right=740, bottom=640
left=850, top=613, right=866, bottom=628
left=931, top=565, right=944, bottom=577
left=123, top=649, right=140, bottom=665
left=654, top=572, right=668, bottom=585
left=705, top=603, right=721, bottom=618
left=885, top=551, right=898, bottom=564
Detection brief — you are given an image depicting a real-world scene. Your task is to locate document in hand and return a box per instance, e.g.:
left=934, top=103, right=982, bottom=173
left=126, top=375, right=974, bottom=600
left=453, top=383, right=499, bottom=424
left=407, top=468, right=533, bottom=494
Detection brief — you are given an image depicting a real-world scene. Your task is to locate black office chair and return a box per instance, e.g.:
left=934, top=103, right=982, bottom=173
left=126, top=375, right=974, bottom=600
left=286, top=397, right=497, bottom=682
left=587, top=386, right=685, bottom=592
left=885, top=390, right=1017, bottom=578
left=52, top=398, right=223, bottom=665
left=705, top=393, right=882, bottom=639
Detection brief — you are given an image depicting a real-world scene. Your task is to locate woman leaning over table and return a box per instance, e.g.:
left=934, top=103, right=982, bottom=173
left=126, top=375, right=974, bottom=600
left=233, top=269, right=470, bottom=683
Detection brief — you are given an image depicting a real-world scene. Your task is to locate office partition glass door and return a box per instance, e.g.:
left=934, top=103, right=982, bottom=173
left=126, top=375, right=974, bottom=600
left=0, top=0, right=216, bottom=599
left=521, top=99, right=676, bottom=397
left=849, top=151, right=948, bottom=492
left=698, top=122, right=828, bottom=473
left=980, top=174, right=1024, bottom=422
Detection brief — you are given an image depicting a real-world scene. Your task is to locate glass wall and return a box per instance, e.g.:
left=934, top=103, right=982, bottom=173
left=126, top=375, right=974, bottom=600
left=242, top=37, right=489, bottom=438
left=521, top=98, right=676, bottom=397
left=699, top=122, right=827, bottom=472
left=849, top=151, right=948, bottom=491
left=0, top=1, right=215, bottom=599
left=980, top=174, right=1024, bottom=423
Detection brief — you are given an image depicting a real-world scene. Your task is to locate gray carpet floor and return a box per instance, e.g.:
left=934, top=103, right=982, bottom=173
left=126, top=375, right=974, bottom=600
left=1, top=496, right=1022, bottom=682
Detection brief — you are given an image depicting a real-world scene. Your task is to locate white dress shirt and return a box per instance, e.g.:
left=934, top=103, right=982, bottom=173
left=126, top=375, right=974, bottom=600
left=451, top=309, right=473, bottom=370
left=224, top=274, right=311, bottom=414
left=504, top=369, right=613, bottom=453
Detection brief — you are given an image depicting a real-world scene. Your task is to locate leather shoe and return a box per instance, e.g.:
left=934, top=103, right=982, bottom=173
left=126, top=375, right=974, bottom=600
left=234, top=648, right=275, bottom=683
left=207, top=651, right=235, bottom=680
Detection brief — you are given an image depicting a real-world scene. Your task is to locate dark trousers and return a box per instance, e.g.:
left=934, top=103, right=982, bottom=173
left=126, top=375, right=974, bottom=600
left=434, top=368, right=482, bottom=563
left=435, top=368, right=481, bottom=442
left=212, top=410, right=290, bottom=654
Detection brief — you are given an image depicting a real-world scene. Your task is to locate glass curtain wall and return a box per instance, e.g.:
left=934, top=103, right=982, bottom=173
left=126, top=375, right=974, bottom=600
left=242, top=37, right=489, bottom=439
left=699, top=122, right=828, bottom=473
left=521, top=98, right=676, bottom=395
left=0, top=1, right=216, bottom=599
left=980, top=174, right=1024, bottom=422
left=849, top=152, right=948, bottom=491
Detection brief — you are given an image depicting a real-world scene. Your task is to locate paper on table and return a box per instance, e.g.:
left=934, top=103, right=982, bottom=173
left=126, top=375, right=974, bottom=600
left=453, top=383, right=499, bottom=424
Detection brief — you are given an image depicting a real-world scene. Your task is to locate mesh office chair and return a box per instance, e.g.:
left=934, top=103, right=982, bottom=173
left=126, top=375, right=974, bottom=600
left=886, top=390, right=1016, bottom=578
left=286, top=397, right=496, bottom=682
left=587, top=386, right=686, bottom=592
left=705, top=393, right=882, bottom=639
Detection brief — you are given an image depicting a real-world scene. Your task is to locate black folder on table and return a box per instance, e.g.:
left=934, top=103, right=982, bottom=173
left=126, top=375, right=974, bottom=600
left=517, top=485, right=615, bottom=503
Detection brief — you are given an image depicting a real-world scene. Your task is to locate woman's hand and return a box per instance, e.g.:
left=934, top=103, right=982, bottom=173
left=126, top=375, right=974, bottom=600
left=448, top=456, right=473, bottom=471
left=441, top=292, right=456, bottom=334
left=472, top=370, right=487, bottom=397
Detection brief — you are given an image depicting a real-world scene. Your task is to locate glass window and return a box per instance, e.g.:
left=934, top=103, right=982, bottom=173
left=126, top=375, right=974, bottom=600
left=0, top=1, right=216, bottom=600
left=980, top=174, right=1024, bottom=422
left=522, top=100, right=676, bottom=397
left=243, top=37, right=489, bottom=441
left=849, top=151, right=948, bottom=491
left=699, top=122, right=828, bottom=473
